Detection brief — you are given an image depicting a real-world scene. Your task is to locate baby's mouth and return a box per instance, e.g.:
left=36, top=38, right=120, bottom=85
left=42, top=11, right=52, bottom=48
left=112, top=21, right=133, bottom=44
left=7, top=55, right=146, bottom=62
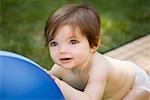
left=60, top=58, right=72, bottom=63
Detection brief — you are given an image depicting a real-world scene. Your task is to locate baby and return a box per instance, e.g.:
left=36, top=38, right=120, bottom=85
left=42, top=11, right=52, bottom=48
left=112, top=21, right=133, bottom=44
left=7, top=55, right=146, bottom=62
left=44, top=4, right=150, bottom=100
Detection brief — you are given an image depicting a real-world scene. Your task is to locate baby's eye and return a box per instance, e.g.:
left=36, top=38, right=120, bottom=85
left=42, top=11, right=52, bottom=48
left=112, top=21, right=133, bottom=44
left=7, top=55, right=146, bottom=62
left=50, top=41, right=58, bottom=47
left=69, top=40, right=78, bottom=45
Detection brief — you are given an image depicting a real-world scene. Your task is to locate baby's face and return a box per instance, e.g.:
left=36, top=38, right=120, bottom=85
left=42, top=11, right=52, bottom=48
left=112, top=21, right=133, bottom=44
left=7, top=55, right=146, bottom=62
left=49, top=25, right=94, bottom=70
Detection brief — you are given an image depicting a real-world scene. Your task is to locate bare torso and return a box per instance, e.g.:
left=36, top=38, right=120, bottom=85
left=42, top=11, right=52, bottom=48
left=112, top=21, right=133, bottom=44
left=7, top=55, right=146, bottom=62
left=60, top=52, right=135, bottom=99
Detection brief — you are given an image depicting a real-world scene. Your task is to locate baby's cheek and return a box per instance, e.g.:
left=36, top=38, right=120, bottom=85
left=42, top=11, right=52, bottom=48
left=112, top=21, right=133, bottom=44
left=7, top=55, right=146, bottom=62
left=74, top=50, right=87, bottom=61
left=50, top=52, right=57, bottom=62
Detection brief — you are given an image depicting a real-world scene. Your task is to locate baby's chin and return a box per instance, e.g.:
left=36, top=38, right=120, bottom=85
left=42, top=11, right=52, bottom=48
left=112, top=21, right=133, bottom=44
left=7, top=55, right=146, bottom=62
left=55, top=62, right=74, bottom=69
left=62, top=65, right=75, bottom=69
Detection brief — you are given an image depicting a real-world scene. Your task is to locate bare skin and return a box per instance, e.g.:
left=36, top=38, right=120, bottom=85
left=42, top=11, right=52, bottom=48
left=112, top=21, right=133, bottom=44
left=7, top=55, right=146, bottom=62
left=48, top=25, right=150, bottom=100
left=49, top=52, right=150, bottom=100
left=123, top=88, right=150, bottom=100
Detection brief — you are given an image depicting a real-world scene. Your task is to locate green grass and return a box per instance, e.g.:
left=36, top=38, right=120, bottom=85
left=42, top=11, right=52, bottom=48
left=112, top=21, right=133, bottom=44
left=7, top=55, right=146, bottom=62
left=1, top=0, right=150, bottom=70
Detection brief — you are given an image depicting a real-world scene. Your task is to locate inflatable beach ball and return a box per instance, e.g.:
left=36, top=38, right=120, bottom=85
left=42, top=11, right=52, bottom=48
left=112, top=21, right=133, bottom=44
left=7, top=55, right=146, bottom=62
left=0, top=50, right=64, bottom=100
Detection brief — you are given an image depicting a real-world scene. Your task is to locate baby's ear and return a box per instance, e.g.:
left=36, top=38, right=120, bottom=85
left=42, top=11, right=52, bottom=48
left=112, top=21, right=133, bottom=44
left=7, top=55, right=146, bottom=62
left=96, top=38, right=101, bottom=48
left=91, top=38, right=101, bottom=53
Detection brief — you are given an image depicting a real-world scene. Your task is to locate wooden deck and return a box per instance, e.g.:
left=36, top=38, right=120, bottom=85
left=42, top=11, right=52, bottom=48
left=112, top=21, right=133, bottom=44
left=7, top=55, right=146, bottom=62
left=105, top=35, right=150, bottom=75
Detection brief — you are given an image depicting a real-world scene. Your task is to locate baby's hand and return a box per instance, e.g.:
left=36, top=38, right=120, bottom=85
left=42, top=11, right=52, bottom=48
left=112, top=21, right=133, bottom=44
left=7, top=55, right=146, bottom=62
left=47, top=71, right=62, bottom=88
left=47, top=71, right=52, bottom=76
left=51, top=75, right=62, bottom=88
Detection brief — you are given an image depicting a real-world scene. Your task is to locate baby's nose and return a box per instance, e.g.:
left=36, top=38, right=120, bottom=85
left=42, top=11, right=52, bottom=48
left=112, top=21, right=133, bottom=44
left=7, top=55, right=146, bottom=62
left=59, top=45, right=68, bottom=54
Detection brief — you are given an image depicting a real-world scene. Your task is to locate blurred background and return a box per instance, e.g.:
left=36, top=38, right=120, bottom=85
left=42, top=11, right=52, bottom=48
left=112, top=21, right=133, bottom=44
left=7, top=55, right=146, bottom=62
left=1, top=0, right=150, bottom=70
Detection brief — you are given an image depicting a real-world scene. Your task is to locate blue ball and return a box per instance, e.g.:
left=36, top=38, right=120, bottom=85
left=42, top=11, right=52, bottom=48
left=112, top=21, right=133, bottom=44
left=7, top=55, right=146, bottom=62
left=0, top=51, right=64, bottom=100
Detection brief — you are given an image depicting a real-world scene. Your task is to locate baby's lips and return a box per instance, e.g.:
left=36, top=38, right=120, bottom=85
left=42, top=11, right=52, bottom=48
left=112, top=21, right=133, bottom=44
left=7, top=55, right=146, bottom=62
left=60, top=58, right=72, bottom=60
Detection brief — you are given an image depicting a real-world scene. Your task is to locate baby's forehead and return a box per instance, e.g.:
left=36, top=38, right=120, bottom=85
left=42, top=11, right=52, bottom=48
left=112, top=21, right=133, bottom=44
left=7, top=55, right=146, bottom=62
left=55, top=25, right=84, bottom=39
left=68, top=29, right=85, bottom=40
left=69, top=25, right=85, bottom=38
left=59, top=31, right=82, bottom=40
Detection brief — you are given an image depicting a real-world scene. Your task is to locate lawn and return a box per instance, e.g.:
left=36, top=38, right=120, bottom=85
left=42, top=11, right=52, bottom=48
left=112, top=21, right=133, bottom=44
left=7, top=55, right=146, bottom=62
left=1, top=0, right=150, bottom=69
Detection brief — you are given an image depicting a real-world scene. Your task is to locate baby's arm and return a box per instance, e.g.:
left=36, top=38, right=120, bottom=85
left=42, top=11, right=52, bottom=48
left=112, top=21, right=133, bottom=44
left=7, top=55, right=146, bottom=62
left=83, top=66, right=108, bottom=100
left=53, top=76, right=91, bottom=100
left=52, top=66, right=108, bottom=100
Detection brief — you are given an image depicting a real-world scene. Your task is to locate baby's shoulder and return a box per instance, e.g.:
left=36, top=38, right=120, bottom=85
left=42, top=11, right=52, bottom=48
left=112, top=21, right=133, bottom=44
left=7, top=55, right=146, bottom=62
left=103, top=56, right=137, bottom=75
left=50, top=64, right=68, bottom=79
left=89, top=60, right=110, bottom=80
left=103, top=55, right=135, bottom=66
left=51, top=64, right=64, bottom=72
left=53, top=64, right=75, bottom=78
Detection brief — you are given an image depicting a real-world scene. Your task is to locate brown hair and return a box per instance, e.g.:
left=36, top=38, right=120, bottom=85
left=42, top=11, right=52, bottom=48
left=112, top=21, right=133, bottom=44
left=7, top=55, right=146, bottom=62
left=44, top=4, right=101, bottom=48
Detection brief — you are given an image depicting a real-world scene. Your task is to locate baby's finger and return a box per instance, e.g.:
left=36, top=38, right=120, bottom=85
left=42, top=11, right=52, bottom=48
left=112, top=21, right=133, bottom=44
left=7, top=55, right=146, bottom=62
left=47, top=71, right=53, bottom=76
left=51, top=76, right=61, bottom=87
left=51, top=75, right=56, bottom=80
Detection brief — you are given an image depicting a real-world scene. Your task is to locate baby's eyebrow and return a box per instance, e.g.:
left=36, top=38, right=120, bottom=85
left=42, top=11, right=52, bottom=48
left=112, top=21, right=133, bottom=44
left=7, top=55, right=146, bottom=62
left=69, top=36, right=76, bottom=38
left=68, top=34, right=81, bottom=41
left=50, top=39, right=54, bottom=41
left=49, top=39, right=55, bottom=43
left=67, top=33, right=78, bottom=38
